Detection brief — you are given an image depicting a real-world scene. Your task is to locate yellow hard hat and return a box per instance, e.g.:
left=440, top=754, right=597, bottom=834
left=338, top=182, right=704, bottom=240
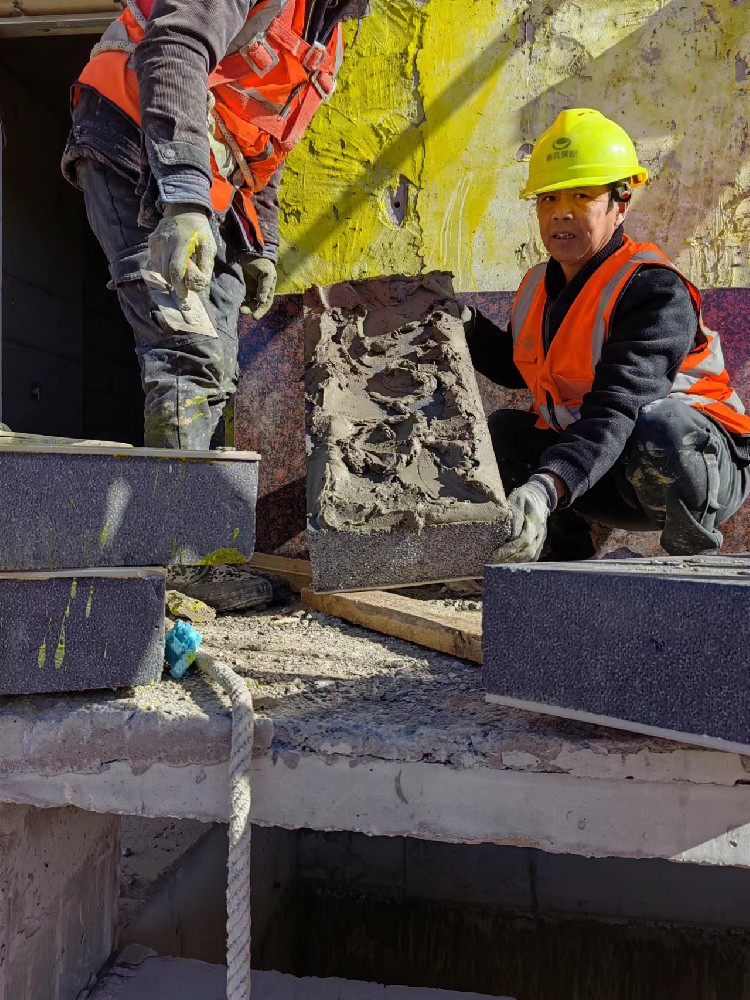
left=520, top=108, right=648, bottom=199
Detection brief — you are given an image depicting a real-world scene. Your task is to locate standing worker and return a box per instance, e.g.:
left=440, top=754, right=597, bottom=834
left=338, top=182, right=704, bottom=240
left=62, top=0, right=368, bottom=449
left=466, top=108, right=750, bottom=561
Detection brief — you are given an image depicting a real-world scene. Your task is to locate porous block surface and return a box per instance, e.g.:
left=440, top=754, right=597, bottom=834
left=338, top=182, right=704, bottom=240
left=0, top=568, right=165, bottom=695
left=0, top=446, right=258, bottom=570
left=0, top=804, right=119, bottom=1000
left=89, top=958, right=510, bottom=999
left=483, top=557, right=750, bottom=752
left=305, top=274, right=509, bottom=590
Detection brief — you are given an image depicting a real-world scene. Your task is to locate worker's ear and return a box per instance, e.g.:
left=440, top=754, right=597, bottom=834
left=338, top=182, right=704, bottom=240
left=615, top=198, right=630, bottom=225
left=611, top=181, right=632, bottom=225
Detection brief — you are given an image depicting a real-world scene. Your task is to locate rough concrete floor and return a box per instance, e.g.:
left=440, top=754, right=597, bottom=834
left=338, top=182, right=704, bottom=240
left=4, top=586, right=745, bottom=792
left=192, top=587, right=682, bottom=767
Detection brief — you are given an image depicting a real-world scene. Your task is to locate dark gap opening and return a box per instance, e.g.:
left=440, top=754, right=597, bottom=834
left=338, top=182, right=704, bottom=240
left=0, top=33, right=143, bottom=444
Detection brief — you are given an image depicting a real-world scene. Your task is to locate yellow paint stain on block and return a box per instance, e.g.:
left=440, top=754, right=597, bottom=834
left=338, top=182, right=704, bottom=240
left=85, top=581, right=95, bottom=619
left=195, top=547, right=247, bottom=566
left=37, top=639, right=47, bottom=669
left=54, top=624, right=66, bottom=670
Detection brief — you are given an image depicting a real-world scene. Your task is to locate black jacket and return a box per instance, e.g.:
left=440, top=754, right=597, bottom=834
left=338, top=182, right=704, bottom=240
left=466, top=226, right=750, bottom=504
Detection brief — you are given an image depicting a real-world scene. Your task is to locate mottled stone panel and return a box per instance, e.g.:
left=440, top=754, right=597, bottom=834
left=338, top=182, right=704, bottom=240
left=0, top=447, right=258, bottom=571
left=0, top=569, right=165, bottom=696
left=483, top=559, right=750, bottom=752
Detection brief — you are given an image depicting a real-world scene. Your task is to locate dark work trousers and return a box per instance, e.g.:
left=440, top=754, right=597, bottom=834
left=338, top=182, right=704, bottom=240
left=76, top=157, right=245, bottom=449
left=489, top=398, right=750, bottom=557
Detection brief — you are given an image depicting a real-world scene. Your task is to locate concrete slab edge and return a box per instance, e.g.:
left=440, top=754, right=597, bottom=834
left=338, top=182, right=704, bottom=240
left=3, top=755, right=750, bottom=867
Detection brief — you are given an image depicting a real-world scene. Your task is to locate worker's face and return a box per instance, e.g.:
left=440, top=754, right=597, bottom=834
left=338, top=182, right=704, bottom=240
left=536, top=185, right=629, bottom=281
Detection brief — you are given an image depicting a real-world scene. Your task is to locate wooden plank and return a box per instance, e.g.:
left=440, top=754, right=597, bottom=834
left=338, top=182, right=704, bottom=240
left=301, top=586, right=482, bottom=663
left=250, top=553, right=312, bottom=593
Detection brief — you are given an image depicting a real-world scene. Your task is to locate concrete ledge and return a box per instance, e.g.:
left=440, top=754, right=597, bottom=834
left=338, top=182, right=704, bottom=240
left=0, top=568, right=165, bottom=695
left=89, top=958, right=510, bottom=999
left=0, top=447, right=258, bottom=570
left=2, top=594, right=750, bottom=867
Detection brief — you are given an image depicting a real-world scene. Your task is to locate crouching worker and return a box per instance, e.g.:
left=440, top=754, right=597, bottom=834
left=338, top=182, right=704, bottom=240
left=466, top=108, right=750, bottom=561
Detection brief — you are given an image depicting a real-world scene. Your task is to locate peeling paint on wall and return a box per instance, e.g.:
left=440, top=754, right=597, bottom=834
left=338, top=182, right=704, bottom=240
left=277, top=0, right=750, bottom=294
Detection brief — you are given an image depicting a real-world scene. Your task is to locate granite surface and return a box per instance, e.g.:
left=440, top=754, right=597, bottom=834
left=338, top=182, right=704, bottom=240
left=0, top=569, right=165, bottom=695
left=0, top=447, right=258, bottom=570
left=483, top=560, right=750, bottom=750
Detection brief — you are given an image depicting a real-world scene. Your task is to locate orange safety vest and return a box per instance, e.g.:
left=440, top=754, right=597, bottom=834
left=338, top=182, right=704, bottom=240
left=74, top=0, right=344, bottom=244
left=511, top=234, right=750, bottom=437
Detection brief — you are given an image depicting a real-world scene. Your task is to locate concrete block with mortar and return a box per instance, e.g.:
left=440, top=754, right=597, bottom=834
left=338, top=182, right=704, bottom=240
left=0, top=803, right=119, bottom=1000
left=89, top=955, right=513, bottom=999
left=483, top=557, right=750, bottom=753
left=0, top=445, right=259, bottom=571
left=305, top=273, right=510, bottom=591
left=0, top=568, right=165, bottom=695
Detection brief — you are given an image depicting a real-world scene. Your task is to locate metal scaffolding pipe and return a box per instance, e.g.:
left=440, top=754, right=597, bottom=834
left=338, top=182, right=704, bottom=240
left=0, top=1, right=119, bottom=36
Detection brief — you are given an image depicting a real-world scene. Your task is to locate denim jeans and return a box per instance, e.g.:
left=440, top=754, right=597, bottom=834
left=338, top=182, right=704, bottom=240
left=489, top=398, right=750, bottom=556
left=76, top=157, right=245, bottom=449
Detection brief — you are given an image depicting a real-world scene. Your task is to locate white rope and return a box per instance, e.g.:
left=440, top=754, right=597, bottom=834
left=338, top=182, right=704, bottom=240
left=196, top=653, right=254, bottom=1000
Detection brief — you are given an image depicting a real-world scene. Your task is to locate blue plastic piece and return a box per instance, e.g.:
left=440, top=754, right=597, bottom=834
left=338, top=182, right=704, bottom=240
left=165, top=620, right=203, bottom=679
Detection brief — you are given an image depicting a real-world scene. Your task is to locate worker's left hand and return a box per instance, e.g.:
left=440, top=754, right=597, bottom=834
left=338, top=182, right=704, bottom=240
left=492, top=476, right=556, bottom=563
left=240, top=256, right=277, bottom=320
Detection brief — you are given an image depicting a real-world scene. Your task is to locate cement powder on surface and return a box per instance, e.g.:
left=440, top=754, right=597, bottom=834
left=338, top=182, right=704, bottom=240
left=305, top=273, right=508, bottom=535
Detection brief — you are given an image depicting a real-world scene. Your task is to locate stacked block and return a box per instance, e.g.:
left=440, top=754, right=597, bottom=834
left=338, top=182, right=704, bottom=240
left=305, top=273, right=510, bottom=592
left=0, top=445, right=259, bottom=695
left=482, top=558, right=750, bottom=753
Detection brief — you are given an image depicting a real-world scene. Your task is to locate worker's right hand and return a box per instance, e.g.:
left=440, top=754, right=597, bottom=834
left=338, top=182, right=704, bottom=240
left=492, top=476, right=555, bottom=563
left=148, top=205, right=217, bottom=299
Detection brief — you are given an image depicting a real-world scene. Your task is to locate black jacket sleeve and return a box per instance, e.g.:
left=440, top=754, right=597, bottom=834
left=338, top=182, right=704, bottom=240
left=538, top=266, right=696, bottom=504
left=465, top=310, right=527, bottom=390
left=253, top=163, right=283, bottom=261
left=133, top=0, right=255, bottom=207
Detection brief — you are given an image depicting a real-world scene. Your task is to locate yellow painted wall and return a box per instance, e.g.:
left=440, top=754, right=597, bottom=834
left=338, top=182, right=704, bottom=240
left=278, top=0, right=750, bottom=294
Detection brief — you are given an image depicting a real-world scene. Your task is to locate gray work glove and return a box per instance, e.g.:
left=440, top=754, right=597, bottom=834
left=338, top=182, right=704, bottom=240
left=148, top=205, right=217, bottom=299
left=492, top=474, right=558, bottom=563
left=240, top=256, right=278, bottom=320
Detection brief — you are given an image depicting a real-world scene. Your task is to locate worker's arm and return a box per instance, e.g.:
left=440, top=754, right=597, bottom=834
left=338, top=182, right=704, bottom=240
left=464, top=309, right=528, bottom=389
left=537, top=265, right=696, bottom=506
left=253, top=165, right=283, bottom=262
left=133, top=0, right=256, bottom=216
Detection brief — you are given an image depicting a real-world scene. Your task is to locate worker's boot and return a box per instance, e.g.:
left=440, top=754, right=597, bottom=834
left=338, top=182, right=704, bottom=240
left=143, top=391, right=216, bottom=450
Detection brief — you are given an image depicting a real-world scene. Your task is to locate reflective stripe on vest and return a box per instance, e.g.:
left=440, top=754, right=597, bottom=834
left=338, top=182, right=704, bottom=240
left=510, top=235, right=750, bottom=436
left=75, top=0, right=343, bottom=234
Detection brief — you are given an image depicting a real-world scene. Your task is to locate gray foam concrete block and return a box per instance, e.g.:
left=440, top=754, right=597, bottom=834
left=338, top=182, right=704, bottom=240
left=482, top=559, right=750, bottom=753
left=305, top=273, right=510, bottom=592
left=0, top=568, right=165, bottom=695
left=0, top=445, right=258, bottom=571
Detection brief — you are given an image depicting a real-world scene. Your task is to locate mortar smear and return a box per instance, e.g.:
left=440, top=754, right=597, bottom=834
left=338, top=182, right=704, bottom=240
left=305, top=272, right=509, bottom=535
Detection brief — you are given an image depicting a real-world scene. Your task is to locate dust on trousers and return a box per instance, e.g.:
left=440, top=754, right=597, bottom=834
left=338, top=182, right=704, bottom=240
left=490, top=397, right=750, bottom=557
left=77, top=157, right=244, bottom=449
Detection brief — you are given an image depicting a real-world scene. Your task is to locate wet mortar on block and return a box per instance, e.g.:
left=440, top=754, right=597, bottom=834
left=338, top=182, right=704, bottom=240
left=304, top=273, right=511, bottom=591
